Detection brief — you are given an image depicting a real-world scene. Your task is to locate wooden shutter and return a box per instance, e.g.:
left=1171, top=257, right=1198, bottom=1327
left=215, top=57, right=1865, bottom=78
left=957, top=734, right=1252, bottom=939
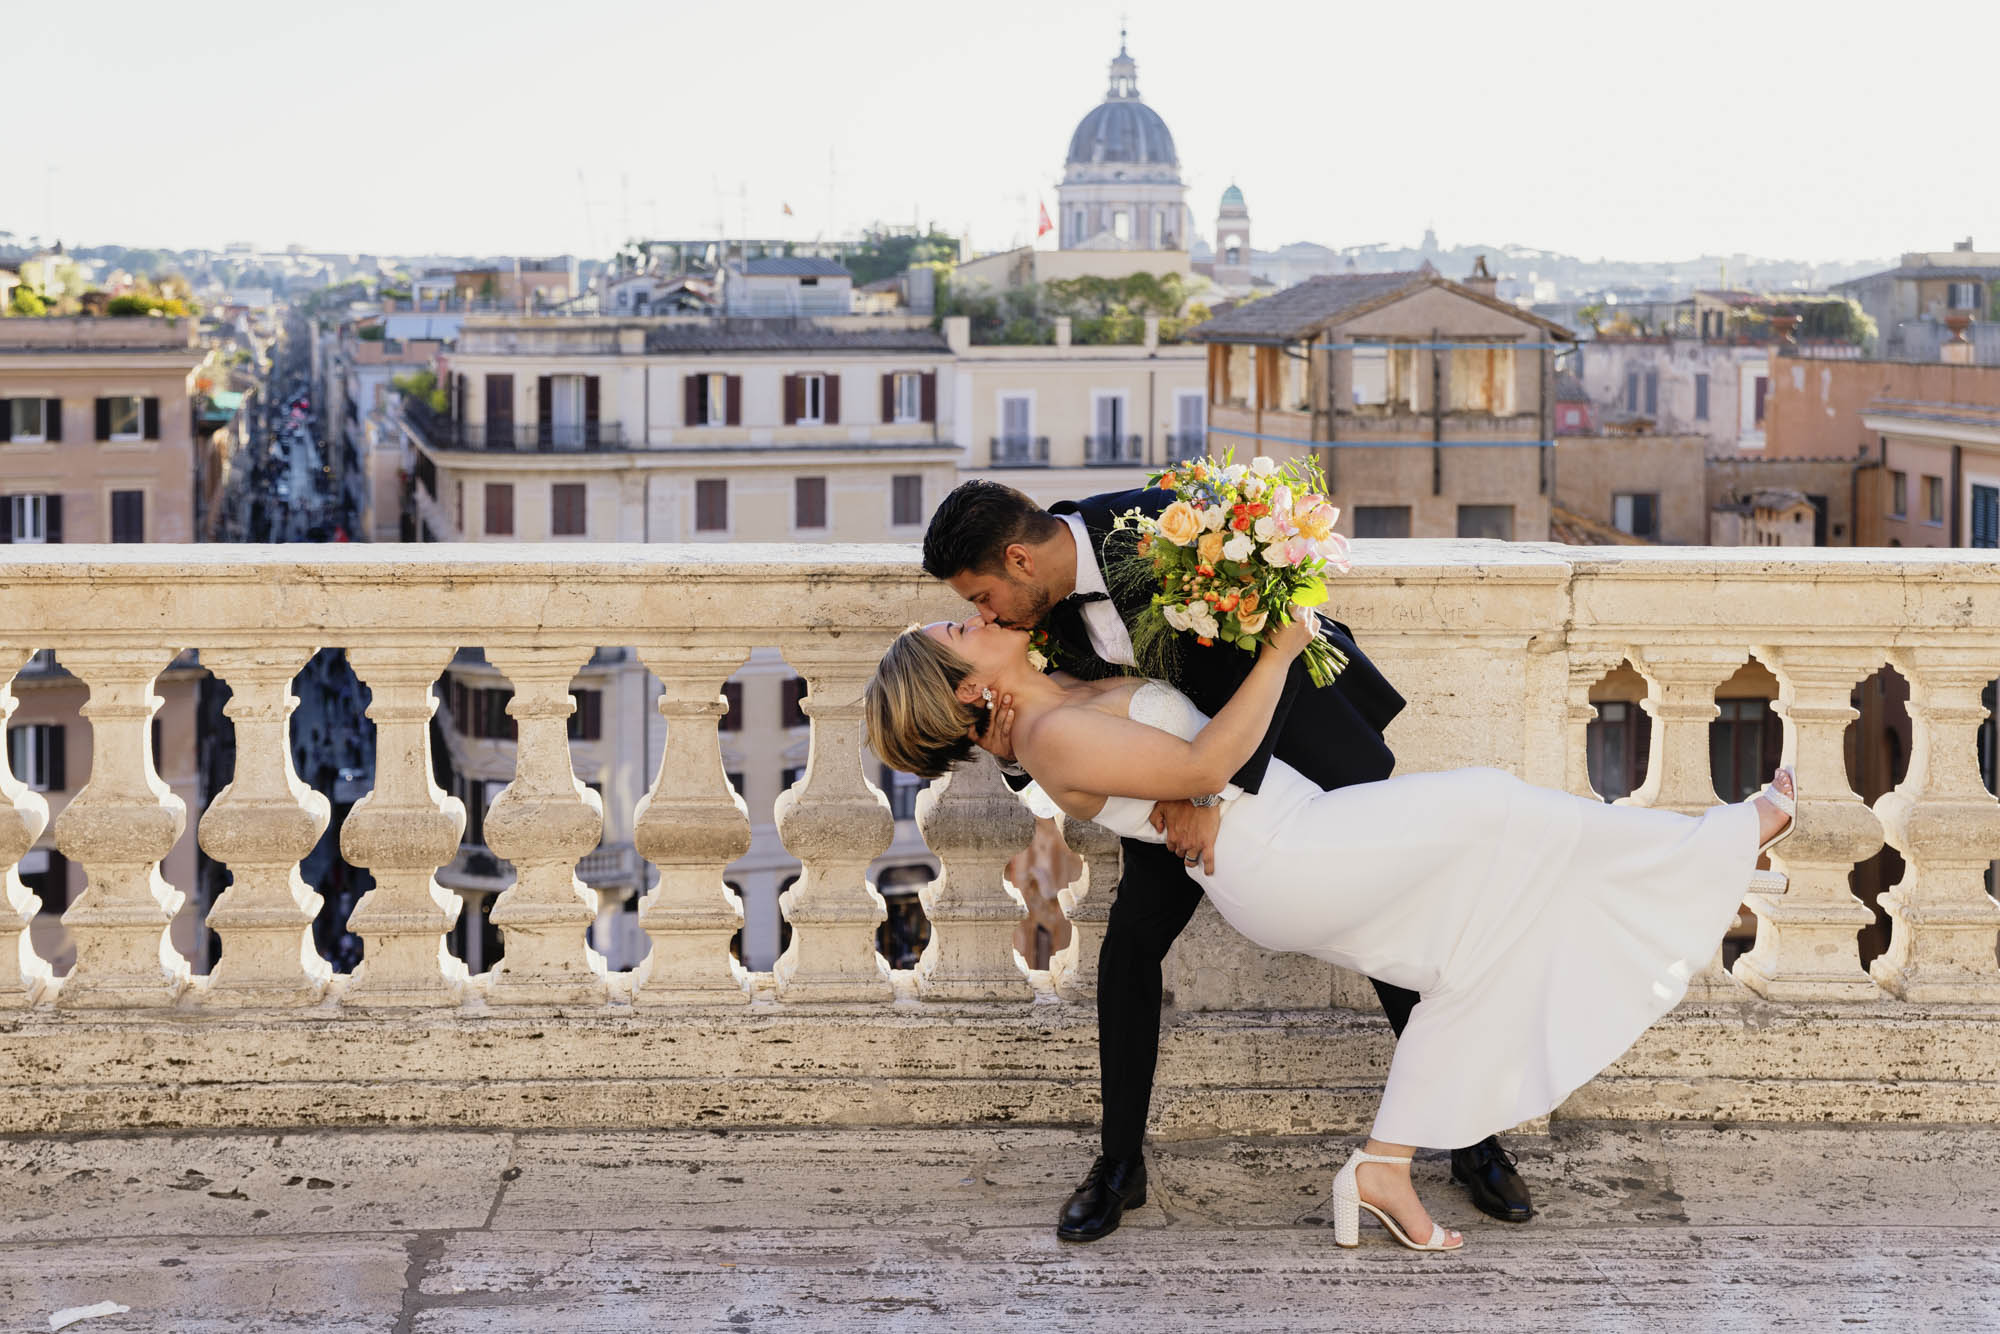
left=795, top=476, right=826, bottom=529
left=552, top=483, right=585, bottom=536
left=45, top=725, right=66, bottom=791
left=112, top=490, right=144, bottom=542
left=44, top=399, right=61, bottom=442
left=45, top=494, right=61, bottom=544
left=453, top=372, right=466, bottom=424
left=920, top=371, right=937, bottom=423
left=683, top=374, right=700, bottom=426
left=824, top=374, right=840, bottom=425
left=782, top=374, right=799, bottom=426
left=573, top=689, right=603, bottom=741
left=880, top=373, right=895, bottom=422
left=782, top=677, right=808, bottom=727
left=95, top=398, right=111, bottom=441
left=143, top=397, right=161, bottom=440
left=486, top=374, right=513, bottom=438
left=725, top=375, right=742, bottom=426
left=720, top=681, right=743, bottom=732
left=583, top=375, right=599, bottom=441
left=536, top=376, right=553, bottom=446
left=0, top=497, right=11, bottom=543
left=696, top=478, right=727, bottom=531
left=0, top=401, right=9, bottom=442
left=485, top=482, right=514, bottom=536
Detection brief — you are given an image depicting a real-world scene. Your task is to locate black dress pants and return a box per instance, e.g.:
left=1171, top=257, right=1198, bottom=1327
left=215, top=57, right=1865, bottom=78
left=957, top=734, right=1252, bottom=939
left=1096, top=838, right=1421, bottom=1162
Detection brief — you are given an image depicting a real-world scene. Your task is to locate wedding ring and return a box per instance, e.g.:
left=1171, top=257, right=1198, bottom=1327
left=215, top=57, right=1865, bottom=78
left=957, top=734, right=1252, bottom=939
left=1182, top=854, right=1198, bottom=865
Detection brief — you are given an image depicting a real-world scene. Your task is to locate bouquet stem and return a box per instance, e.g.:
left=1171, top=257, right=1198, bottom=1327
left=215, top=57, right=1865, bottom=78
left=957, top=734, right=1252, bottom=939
left=1304, top=640, right=1349, bottom=688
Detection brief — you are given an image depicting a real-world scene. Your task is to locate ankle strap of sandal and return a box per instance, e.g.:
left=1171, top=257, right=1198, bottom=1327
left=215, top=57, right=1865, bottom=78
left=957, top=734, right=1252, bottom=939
left=1351, top=1150, right=1414, bottom=1165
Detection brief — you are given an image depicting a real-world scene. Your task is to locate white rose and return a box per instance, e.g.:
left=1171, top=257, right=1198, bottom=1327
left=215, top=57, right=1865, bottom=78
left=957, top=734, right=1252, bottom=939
left=1253, top=516, right=1278, bottom=542
left=1222, top=531, right=1255, bottom=562
left=1189, top=604, right=1220, bottom=638
left=1241, top=476, right=1267, bottom=501
left=1199, top=504, right=1226, bottom=532
left=1162, top=603, right=1194, bottom=632
left=1222, top=464, right=1248, bottom=487
left=1250, top=456, right=1279, bottom=477
left=1236, top=610, right=1268, bottom=635
left=1262, top=541, right=1294, bottom=569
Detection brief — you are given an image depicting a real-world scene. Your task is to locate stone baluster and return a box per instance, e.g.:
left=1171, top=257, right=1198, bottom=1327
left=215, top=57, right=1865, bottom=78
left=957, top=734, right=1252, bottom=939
left=631, top=645, right=752, bottom=1005
left=339, top=646, right=466, bottom=1007
left=53, top=648, right=188, bottom=1008
left=1563, top=647, right=1631, bottom=801
left=1050, top=809, right=1121, bottom=1004
left=479, top=646, right=608, bottom=1005
left=0, top=649, right=52, bottom=1006
left=1732, top=648, right=1883, bottom=999
left=913, top=758, right=1034, bottom=1001
left=1869, top=647, right=2000, bottom=1001
left=196, top=648, right=333, bottom=1005
left=772, top=644, right=894, bottom=1002
left=1626, top=646, right=1745, bottom=999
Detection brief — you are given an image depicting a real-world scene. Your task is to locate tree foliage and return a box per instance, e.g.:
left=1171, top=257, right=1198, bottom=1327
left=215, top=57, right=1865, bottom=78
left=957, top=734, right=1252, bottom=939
left=5, top=287, right=47, bottom=317
left=935, top=270, right=1212, bottom=345
left=843, top=230, right=961, bottom=287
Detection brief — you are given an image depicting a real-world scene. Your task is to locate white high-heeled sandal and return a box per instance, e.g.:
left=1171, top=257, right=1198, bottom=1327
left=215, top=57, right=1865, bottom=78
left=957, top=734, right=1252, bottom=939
left=1747, top=766, right=1796, bottom=896
left=1330, top=1148, right=1463, bottom=1252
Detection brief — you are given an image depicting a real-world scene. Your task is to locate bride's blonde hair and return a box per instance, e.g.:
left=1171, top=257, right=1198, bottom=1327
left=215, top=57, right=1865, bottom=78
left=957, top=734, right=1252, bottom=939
left=866, top=627, right=985, bottom=779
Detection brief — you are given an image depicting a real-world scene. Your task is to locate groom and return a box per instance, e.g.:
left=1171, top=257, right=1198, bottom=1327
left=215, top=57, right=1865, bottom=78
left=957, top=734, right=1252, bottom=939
left=922, top=478, right=1533, bottom=1241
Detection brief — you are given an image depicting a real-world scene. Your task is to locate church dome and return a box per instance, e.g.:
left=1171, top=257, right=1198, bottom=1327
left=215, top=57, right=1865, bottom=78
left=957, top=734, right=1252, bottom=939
left=1064, top=40, right=1178, bottom=170
left=1219, top=184, right=1245, bottom=210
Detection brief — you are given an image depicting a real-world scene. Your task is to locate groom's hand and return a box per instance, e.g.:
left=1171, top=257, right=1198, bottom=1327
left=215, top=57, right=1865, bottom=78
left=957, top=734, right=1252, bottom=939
left=1151, top=800, right=1222, bottom=876
left=973, top=691, right=1018, bottom=764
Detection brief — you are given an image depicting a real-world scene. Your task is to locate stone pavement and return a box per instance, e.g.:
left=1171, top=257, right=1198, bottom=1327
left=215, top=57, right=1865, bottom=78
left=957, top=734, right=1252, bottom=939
left=1, top=1124, right=1994, bottom=1332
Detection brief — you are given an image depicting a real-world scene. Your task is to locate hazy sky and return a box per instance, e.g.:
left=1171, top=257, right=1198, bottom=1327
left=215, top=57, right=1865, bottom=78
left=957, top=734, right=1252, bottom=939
left=6, top=0, right=1992, bottom=264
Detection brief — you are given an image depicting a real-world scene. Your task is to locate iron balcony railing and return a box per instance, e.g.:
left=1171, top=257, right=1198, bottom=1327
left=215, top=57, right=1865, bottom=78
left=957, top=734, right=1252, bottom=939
left=1164, top=430, right=1208, bottom=462
left=1085, top=432, right=1145, bottom=466
left=988, top=435, right=1050, bottom=468
left=404, top=402, right=625, bottom=453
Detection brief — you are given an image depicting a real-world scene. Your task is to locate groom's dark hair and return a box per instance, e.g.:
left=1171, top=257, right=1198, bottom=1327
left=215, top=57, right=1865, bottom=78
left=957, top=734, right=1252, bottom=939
left=922, top=480, right=1064, bottom=579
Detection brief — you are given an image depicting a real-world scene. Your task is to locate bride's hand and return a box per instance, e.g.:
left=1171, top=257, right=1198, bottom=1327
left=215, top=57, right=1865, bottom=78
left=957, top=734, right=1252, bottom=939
left=1263, top=605, right=1318, bottom=660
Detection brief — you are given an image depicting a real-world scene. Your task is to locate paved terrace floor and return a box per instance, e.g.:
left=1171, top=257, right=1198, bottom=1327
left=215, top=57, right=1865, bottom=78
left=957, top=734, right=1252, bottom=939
left=2, top=1124, right=1994, bottom=1332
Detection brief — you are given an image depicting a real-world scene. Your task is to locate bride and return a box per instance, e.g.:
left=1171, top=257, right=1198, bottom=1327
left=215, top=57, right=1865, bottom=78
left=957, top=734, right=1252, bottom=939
left=865, top=609, right=1795, bottom=1253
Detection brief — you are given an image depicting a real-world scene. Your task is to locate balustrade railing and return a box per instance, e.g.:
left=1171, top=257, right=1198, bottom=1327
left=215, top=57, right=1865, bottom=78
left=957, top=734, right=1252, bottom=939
left=1, top=544, right=1996, bottom=1129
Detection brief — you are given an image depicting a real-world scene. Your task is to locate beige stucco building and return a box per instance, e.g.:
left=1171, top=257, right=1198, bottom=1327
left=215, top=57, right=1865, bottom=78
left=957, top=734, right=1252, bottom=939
left=1192, top=268, right=1576, bottom=540
left=945, top=314, right=1204, bottom=502
left=0, top=315, right=209, bottom=968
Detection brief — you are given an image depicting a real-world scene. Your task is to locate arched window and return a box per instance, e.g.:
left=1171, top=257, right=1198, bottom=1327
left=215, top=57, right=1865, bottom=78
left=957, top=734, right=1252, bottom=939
left=1224, top=238, right=1242, bottom=267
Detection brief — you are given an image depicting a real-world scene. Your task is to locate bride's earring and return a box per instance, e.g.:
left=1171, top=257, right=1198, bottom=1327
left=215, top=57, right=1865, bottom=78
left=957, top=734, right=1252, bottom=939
left=980, top=687, right=996, bottom=705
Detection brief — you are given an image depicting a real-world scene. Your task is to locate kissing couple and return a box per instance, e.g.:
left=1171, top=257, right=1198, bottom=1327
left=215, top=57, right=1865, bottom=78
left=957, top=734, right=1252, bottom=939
left=864, top=478, right=1794, bottom=1252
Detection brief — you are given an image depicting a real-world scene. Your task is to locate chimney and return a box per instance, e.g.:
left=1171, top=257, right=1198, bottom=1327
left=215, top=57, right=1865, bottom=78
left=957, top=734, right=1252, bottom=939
left=1054, top=316, right=1072, bottom=348
left=1463, top=255, right=1497, bottom=298
left=943, top=314, right=971, bottom=354
left=1942, top=313, right=1975, bottom=364
left=1143, top=315, right=1160, bottom=351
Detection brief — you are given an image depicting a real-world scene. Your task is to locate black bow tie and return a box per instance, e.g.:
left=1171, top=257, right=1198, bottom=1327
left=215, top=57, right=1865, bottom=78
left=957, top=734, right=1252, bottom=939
left=1065, top=590, right=1109, bottom=606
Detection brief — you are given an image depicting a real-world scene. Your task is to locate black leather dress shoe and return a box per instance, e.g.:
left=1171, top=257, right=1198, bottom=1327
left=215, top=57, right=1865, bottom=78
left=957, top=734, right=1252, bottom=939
left=1056, top=1153, right=1148, bottom=1242
left=1451, top=1136, right=1533, bottom=1222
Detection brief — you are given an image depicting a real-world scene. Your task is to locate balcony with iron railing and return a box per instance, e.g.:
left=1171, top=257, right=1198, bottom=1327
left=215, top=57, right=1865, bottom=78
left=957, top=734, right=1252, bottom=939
left=1085, top=432, right=1145, bottom=466
left=987, top=435, right=1050, bottom=468
left=403, top=400, right=626, bottom=453
left=0, top=545, right=1996, bottom=1323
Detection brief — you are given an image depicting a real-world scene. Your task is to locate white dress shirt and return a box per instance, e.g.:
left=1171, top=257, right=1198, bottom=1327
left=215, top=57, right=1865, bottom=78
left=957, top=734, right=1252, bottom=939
left=1060, top=511, right=1136, bottom=668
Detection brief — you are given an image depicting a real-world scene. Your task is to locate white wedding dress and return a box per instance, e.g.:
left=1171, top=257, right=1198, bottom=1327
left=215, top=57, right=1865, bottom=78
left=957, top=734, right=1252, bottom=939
left=1090, top=681, right=1762, bottom=1149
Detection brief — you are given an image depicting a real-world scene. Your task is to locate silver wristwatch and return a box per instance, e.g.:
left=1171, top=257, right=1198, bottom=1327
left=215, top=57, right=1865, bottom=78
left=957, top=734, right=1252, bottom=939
left=1189, top=792, right=1223, bottom=808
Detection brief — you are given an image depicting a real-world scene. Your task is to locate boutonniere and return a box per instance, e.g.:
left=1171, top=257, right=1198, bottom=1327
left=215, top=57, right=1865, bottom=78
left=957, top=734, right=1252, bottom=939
left=1027, top=627, right=1063, bottom=674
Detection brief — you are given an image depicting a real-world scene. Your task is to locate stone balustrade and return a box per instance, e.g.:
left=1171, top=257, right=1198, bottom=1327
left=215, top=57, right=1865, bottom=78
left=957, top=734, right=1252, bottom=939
left=0, top=542, right=1996, bottom=1136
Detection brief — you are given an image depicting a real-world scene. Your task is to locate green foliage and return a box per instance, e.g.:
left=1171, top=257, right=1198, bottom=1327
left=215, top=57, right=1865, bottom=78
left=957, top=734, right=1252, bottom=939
left=393, top=368, right=448, bottom=413
left=937, top=270, right=1213, bottom=345
left=106, top=293, right=191, bottom=317
left=380, top=286, right=411, bottom=302
left=6, top=287, right=48, bottom=317
left=844, top=230, right=961, bottom=287
left=356, top=324, right=386, bottom=341
left=1575, top=303, right=1605, bottom=335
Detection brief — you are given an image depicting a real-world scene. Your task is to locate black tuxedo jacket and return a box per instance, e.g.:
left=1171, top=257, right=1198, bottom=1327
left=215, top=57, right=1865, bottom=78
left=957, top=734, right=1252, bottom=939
left=1044, top=487, right=1403, bottom=794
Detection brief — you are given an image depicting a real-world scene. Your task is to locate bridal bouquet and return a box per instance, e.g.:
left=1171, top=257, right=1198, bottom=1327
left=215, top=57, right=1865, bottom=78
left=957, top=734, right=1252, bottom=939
left=1111, top=453, right=1352, bottom=687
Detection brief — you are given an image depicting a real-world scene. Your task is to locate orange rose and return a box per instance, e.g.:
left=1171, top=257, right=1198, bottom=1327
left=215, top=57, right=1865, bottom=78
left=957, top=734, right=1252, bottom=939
left=1238, top=589, right=1260, bottom=615
left=1156, top=501, right=1200, bottom=546
left=1197, top=531, right=1226, bottom=565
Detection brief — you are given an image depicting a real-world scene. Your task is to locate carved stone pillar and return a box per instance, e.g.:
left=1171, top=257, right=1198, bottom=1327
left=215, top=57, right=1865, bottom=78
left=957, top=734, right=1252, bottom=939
left=1050, top=808, right=1121, bottom=1005
left=772, top=645, right=894, bottom=1002
left=0, top=649, right=52, bottom=1007
left=1870, top=647, right=2000, bottom=1001
left=196, top=648, right=333, bottom=1006
left=1733, top=648, right=1882, bottom=1000
left=1627, top=646, right=1744, bottom=998
left=1563, top=648, right=1630, bottom=801
left=53, top=648, right=188, bottom=1008
left=480, top=647, right=607, bottom=1005
left=339, top=646, right=466, bottom=1007
left=631, top=645, right=752, bottom=1005
left=914, top=758, right=1033, bottom=1001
